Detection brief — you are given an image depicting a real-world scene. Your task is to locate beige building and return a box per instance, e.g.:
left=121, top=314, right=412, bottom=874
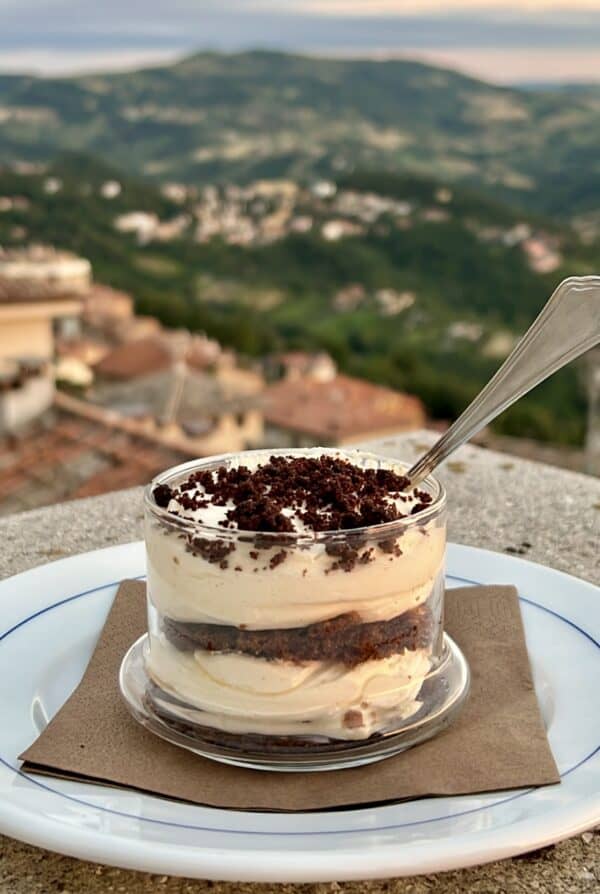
left=0, top=298, right=82, bottom=361
left=0, top=246, right=86, bottom=433
left=0, top=245, right=87, bottom=360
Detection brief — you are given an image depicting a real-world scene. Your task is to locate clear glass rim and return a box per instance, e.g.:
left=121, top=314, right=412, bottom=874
left=144, top=447, right=446, bottom=542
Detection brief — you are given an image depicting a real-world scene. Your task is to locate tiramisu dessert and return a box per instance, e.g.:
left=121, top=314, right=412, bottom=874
left=143, top=448, right=448, bottom=750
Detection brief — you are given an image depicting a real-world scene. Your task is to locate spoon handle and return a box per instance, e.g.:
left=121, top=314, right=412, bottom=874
left=408, top=275, right=600, bottom=485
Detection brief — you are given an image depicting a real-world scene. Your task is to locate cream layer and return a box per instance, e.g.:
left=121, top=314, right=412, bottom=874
left=146, top=634, right=431, bottom=740
left=146, top=521, right=445, bottom=629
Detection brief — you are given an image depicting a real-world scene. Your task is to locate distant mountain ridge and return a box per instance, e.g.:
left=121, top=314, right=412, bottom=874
left=0, top=50, right=599, bottom=216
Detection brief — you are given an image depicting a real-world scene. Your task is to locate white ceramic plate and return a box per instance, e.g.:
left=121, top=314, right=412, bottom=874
left=0, top=542, right=598, bottom=882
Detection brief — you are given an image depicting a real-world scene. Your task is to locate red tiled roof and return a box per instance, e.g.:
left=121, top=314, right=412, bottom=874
left=263, top=374, right=425, bottom=441
left=0, top=407, right=189, bottom=516
left=93, top=337, right=172, bottom=380
left=82, top=283, right=134, bottom=326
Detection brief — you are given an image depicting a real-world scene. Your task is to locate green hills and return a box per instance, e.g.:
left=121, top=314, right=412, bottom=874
left=0, top=51, right=599, bottom=217
left=0, top=153, right=593, bottom=445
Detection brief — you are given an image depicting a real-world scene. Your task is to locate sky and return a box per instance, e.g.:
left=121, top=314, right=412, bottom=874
left=0, top=1, right=599, bottom=83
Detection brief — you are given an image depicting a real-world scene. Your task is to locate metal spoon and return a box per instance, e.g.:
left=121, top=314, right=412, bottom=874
left=407, top=275, right=600, bottom=486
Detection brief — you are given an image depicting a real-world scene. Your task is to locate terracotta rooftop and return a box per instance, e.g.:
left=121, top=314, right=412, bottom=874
left=93, top=337, right=173, bottom=380
left=263, top=374, right=426, bottom=441
left=0, top=406, right=189, bottom=517
left=82, top=283, right=134, bottom=328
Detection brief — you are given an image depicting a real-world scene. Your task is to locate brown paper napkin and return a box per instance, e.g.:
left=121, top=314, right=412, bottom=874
left=20, top=581, right=559, bottom=811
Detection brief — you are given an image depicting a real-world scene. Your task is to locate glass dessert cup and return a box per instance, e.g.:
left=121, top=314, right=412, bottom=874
left=120, top=448, right=470, bottom=771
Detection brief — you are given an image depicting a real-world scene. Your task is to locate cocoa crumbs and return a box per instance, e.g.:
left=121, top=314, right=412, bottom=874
left=153, top=455, right=434, bottom=571
left=359, top=548, right=375, bottom=564
left=152, top=483, right=173, bottom=508
left=159, top=455, right=415, bottom=533
left=186, top=536, right=235, bottom=565
left=269, top=550, right=288, bottom=569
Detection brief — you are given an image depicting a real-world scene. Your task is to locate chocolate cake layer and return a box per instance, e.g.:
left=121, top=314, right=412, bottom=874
left=161, top=602, right=434, bottom=667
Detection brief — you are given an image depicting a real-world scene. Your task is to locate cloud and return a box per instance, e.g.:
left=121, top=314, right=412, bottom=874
left=268, top=0, right=600, bottom=10
left=0, top=1, right=599, bottom=57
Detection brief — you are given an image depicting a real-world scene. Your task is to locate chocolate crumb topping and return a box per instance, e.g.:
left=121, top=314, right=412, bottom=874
left=324, top=541, right=376, bottom=573
left=152, top=483, right=173, bottom=508
left=161, top=455, right=420, bottom=533
left=186, top=536, right=235, bottom=566
left=379, top=537, right=402, bottom=556
left=411, top=502, right=430, bottom=515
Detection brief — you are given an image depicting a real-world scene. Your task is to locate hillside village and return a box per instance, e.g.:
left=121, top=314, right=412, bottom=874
left=30, top=169, right=564, bottom=275
left=0, top=149, right=597, bottom=496
left=0, top=244, right=427, bottom=515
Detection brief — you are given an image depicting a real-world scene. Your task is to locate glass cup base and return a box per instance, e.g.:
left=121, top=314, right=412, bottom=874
left=119, top=633, right=470, bottom=772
